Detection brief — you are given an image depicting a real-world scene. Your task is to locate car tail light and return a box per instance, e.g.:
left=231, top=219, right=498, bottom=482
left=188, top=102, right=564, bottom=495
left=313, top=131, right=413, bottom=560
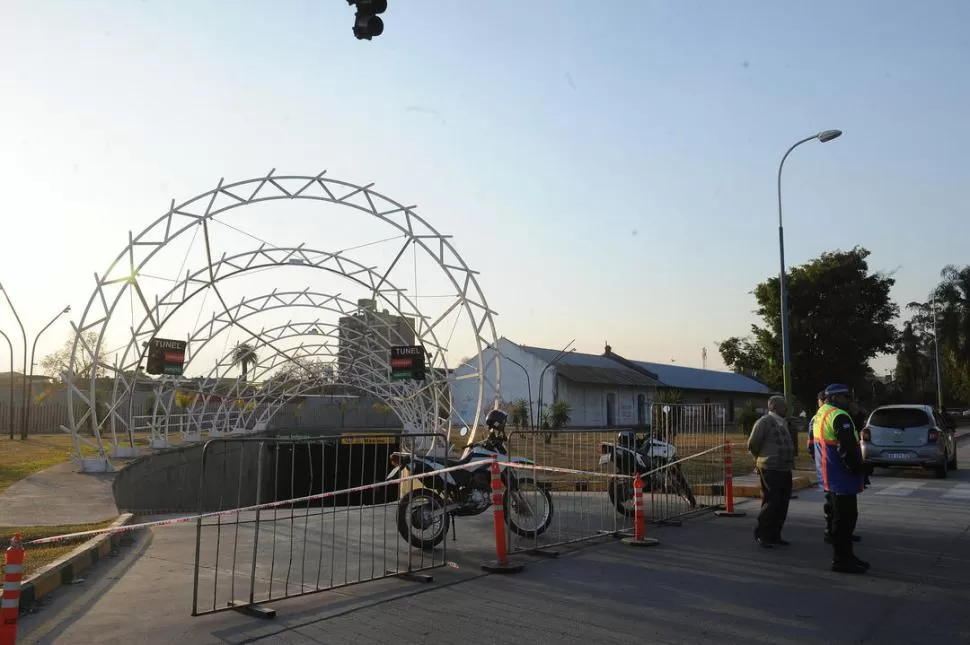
left=928, top=430, right=939, bottom=443
left=861, top=427, right=871, bottom=442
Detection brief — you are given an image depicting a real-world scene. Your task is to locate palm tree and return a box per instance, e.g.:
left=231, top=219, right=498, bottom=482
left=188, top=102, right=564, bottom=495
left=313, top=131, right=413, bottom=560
left=232, top=343, right=258, bottom=382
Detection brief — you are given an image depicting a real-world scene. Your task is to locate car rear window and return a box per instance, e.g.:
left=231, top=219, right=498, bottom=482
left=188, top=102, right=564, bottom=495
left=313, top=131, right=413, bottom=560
left=869, top=408, right=931, bottom=428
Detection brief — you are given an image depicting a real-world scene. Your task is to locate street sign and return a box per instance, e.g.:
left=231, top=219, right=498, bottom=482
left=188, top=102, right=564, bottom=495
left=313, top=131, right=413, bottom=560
left=146, top=337, right=187, bottom=376
left=389, top=345, right=426, bottom=381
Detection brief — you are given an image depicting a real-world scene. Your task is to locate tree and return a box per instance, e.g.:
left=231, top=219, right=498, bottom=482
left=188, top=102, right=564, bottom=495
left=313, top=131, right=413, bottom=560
left=717, top=247, right=899, bottom=412
left=231, top=343, right=258, bottom=382
left=40, top=331, right=110, bottom=380
left=505, top=399, right=530, bottom=429
left=896, top=264, right=970, bottom=406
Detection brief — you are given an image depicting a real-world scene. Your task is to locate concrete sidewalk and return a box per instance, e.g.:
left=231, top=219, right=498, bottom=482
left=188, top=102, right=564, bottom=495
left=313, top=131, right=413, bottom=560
left=0, top=461, right=119, bottom=526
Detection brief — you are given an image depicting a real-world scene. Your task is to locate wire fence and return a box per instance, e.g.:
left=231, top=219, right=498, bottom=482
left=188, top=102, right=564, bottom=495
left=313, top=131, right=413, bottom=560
left=191, top=431, right=449, bottom=617
left=504, top=402, right=727, bottom=553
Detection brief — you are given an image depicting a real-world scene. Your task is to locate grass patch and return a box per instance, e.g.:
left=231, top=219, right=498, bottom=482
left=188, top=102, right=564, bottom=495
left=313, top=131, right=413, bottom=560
left=498, top=428, right=818, bottom=491
left=0, top=518, right=120, bottom=578
left=0, top=432, right=173, bottom=495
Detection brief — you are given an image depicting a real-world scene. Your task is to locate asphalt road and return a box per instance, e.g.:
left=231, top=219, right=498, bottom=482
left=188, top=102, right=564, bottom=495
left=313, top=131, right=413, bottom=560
left=17, top=434, right=970, bottom=645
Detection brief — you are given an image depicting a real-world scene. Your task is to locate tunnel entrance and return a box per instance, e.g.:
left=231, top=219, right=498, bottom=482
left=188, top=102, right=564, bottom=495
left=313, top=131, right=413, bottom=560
left=271, top=434, right=401, bottom=507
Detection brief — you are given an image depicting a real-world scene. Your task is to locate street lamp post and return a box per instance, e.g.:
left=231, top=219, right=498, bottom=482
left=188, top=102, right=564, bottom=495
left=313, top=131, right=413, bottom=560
left=535, top=340, right=576, bottom=430
left=0, top=329, right=14, bottom=440
left=23, top=306, right=71, bottom=439
left=777, top=129, right=843, bottom=413
left=495, top=349, right=534, bottom=429
left=0, top=283, right=28, bottom=439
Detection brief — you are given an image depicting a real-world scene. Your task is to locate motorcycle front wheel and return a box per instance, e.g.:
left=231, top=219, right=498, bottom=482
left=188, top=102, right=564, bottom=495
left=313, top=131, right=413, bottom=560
left=397, top=488, right=450, bottom=550
left=504, top=478, right=554, bottom=538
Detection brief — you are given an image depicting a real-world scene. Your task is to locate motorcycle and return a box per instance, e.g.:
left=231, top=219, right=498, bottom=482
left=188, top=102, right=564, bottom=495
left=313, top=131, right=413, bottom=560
left=386, top=426, right=555, bottom=549
left=599, top=429, right=697, bottom=517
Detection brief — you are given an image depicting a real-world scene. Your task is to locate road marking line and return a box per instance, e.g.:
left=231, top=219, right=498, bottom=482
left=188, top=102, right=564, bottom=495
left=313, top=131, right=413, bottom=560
left=875, top=481, right=927, bottom=496
left=941, top=484, right=970, bottom=500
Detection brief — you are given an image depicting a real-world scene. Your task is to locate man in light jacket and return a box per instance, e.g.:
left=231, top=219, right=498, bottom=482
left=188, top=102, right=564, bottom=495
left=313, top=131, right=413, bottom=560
left=748, top=395, right=795, bottom=548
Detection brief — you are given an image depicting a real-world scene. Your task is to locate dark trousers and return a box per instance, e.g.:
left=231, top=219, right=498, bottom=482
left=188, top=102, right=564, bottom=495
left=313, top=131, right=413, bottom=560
left=827, top=492, right=859, bottom=564
left=823, top=497, right=833, bottom=535
left=755, top=468, right=793, bottom=542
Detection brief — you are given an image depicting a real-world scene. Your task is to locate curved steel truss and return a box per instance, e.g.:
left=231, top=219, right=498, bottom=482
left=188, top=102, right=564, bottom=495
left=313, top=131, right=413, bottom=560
left=65, top=170, right=500, bottom=471
left=132, top=299, right=442, bottom=450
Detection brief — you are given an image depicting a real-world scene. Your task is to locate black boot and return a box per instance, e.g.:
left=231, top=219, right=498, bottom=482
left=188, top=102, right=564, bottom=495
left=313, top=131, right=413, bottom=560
left=832, top=560, right=868, bottom=574
left=825, top=532, right=861, bottom=544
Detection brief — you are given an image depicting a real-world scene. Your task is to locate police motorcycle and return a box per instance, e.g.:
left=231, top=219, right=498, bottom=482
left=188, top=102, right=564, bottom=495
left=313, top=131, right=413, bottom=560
left=386, top=409, right=554, bottom=549
left=599, top=427, right=697, bottom=517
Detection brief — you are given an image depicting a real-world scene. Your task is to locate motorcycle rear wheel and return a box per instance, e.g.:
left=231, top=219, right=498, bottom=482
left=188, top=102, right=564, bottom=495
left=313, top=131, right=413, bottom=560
left=397, top=488, right=450, bottom=549
left=607, top=476, right=636, bottom=518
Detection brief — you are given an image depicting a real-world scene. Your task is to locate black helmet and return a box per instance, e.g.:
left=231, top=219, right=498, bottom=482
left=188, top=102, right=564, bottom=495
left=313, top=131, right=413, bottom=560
left=485, top=408, right=508, bottom=432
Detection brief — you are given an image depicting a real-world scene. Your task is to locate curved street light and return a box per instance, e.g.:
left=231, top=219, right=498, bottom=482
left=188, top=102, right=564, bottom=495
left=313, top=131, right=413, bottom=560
left=0, top=329, right=13, bottom=440
left=494, top=349, right=534, bottom=429
left=777, top=129, right=843, bottom=413
left=536, top=340, right=576, bottom=430
left=0, top=283, right=28, bottom=438
left=23, top=305, right=71, bottom=438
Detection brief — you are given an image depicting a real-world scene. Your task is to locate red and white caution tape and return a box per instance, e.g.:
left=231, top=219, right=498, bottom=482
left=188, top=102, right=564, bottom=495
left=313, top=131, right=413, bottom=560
left=25, top=458, right=495, bottom=546
left=24, top=442, right=736, bottom=546
left=506, top=443, right=727, bottom=479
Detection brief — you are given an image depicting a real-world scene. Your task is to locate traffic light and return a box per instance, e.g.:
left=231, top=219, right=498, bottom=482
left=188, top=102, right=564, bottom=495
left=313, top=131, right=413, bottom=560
left=348, top=0, right=387, bottom=40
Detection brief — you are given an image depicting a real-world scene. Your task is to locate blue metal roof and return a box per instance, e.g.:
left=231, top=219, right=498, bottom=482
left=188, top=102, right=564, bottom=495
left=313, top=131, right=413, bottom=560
left=518, top=345, right=623, bottom=370
left=515, top=342, right=769, bottom=395
left=631, top=360, right=771, bottom=395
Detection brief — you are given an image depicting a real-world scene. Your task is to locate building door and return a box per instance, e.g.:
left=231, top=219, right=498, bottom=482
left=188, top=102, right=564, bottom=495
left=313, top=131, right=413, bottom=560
left=606, top=392, right=616, bottom=427
left=637, top=394, right=647, bottom=426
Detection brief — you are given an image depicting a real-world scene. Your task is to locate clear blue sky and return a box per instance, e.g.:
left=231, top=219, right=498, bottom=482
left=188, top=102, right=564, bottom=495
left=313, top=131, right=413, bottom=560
left=1, top=0, right=968, bottom=378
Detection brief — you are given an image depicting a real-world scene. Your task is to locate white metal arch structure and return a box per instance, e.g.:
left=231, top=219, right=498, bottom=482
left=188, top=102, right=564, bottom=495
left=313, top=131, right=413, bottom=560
left=103, top=258, right=454, bottom=456
left=174, top=318, right=428, bottom=436
left=66, top=171, right=500, bottom=471
left=137, top=319, right=427, bottom=447
left=116, top=288, right=424, bottom=450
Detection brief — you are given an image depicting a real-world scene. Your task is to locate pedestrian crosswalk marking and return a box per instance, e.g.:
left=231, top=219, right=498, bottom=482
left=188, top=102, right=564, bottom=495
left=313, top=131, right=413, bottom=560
left=875, top=481, right=928, bottom=496
left=941, top=484, right=970, bottom=500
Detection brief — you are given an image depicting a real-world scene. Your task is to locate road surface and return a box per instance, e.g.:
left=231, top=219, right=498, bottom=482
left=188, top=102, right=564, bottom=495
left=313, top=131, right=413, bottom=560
left=17, top=439, right=970, bottom=644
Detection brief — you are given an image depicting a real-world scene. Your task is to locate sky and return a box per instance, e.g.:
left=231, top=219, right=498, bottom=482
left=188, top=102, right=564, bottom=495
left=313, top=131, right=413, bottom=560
left=1, top=0, right=968, bottom=384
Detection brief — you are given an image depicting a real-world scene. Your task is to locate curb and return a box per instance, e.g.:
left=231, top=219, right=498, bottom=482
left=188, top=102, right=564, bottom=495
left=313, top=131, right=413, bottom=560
left=17, top=513, right=134, bottom=613
left=693, top=473, right=817, bottom=498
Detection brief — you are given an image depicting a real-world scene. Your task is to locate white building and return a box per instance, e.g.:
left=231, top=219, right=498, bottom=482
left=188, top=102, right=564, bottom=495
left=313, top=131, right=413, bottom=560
left=450, top=338, right=773, bottom=429
left=450, top=338, right=661, bottom=429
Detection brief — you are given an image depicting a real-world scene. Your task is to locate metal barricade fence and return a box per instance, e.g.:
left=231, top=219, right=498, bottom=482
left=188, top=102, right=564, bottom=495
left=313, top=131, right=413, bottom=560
left=504, top=428, right=633, bottom=554
left=503, top=402, right=727, bottom=553
left=190, top=431, right=451, bottom=617
left=647, top=402, right=727, bottom=523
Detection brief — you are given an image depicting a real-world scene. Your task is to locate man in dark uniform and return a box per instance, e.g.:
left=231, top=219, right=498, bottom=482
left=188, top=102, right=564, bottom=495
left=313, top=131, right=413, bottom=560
left=812, top=383, right=870, bottom=573
left=808, top=389, right=863, bottom=544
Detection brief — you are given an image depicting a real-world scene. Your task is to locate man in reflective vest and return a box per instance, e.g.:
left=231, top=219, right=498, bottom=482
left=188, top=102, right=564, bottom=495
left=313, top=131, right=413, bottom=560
left=808, top=389, right=862, bottom=545
left=812, top=383, right=870, bottom=574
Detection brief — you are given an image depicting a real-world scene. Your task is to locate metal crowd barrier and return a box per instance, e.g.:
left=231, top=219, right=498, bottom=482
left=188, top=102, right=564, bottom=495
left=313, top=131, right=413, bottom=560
left=190, top=431, right=450, bottom=617
left=503, top=403, right=727, bottom=554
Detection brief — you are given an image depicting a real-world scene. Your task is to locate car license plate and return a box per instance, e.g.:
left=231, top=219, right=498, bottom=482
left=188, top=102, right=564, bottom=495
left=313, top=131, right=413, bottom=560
left=599, top=453, right=612, bottom=465
left=885, top=452, right=910, bottom=460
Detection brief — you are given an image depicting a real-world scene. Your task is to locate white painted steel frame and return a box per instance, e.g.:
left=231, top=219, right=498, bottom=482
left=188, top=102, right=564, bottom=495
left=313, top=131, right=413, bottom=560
left=64, top=171, right=500, bottom=470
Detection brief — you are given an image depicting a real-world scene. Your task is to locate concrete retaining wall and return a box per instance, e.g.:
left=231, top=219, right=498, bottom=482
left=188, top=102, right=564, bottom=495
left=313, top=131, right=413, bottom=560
left=112, top=439, right=276, bottom=515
